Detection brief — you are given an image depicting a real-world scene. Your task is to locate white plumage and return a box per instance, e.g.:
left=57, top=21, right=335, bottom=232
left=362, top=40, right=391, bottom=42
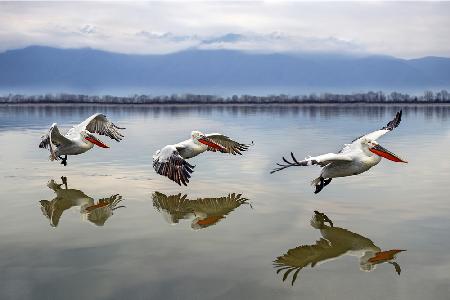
left=153, top=130, right=250, bottom=186
left=271, top=111, right=406, bottom=193
left=39, top=113, right=124, bottom=165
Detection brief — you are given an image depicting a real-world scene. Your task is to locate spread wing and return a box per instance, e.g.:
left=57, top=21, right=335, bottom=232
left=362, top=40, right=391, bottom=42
left=353, top=110, right=402, bottom=142
left=152, top=145, right=195, bottom=186
left=201, top=133, right=250, bottom=155
left=85, top=194, right=124, bottom=227
left=188, top=193, right=250, bottom=230
left=152, top=192, right=249, bottom=228
left=188, top=193, right=249, bottom=215
left=274, top=238, right=343, bottom=285
left=76, top=113, right=124, bottom=142
left=271, top=152, right=352, bottom=174
left=39, top=123, right=72, bottom=160
left=152, top=192, right=192, bottom=224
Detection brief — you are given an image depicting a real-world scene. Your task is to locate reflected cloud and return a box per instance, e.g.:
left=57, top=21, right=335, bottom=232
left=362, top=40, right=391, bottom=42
left=152, top=192, right=250, bottom=230
left=39, top=176, right=125, bottom=227
left=274, top=211, right=406, bottom=285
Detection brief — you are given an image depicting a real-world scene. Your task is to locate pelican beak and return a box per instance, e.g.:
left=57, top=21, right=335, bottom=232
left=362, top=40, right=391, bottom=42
left=86, top=135, right=109, bottom=148
left=368, top=249, right=406, bottom=264
left=369, top=144, right=407, bottom=163
left=192, top=215, right=224, bottom=229
left=198, top=137, right=224, bottom=151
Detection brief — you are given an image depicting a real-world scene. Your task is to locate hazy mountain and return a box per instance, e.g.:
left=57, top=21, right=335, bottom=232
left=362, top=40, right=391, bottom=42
left=0, top=46, right=449, bottom=93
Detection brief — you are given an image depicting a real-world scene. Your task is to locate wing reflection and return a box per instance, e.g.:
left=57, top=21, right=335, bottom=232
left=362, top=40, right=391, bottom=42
left=274, top=210, right=406, bottom=285
left=40, top=176, right=125, bottom=227
left=152, top=192, right=250, bottom=229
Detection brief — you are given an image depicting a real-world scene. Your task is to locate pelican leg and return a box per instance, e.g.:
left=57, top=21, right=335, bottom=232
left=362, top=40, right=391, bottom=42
left=61, top=176, right=68, bottom=189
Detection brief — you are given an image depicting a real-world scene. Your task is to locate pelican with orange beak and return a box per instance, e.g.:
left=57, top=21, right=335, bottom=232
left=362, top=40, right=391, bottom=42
left=153, top=131, right=250, bottom=185
left=271, top=110, right=407, bottom=193
left=39, top=113, right=124, bottom=166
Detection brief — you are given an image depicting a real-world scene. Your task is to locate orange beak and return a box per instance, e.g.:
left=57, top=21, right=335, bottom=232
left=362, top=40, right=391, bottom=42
left=85, top=202, right=109, bottom=212
left=86, top=136, right=109, bottom=148
left=196, top=215, right=224, bottom=227
left=198, top=138, right=225, bottom=151
left=369, top=144, right=407, bottom=163
left=368, top=249, right=406, bottom=263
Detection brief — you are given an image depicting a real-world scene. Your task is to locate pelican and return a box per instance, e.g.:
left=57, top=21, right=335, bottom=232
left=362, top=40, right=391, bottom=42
left=39, top=113, right=124, bottom=166
left=153, top=131, right=250, bottom=185
left=152, top=192, right=250, bottom=229
left=271, top=110, right=407, bottom=193
left=39, top=176, right=125, bottom=227
left=273, top=210, right=406, bottom=285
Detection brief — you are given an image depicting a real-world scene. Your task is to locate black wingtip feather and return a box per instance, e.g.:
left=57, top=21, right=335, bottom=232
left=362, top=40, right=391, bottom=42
left=384, top=110, right=403, bottom=131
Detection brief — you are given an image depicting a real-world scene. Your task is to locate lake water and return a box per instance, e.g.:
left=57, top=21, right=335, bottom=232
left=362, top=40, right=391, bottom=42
left=1, top=104, right=449, bottom=300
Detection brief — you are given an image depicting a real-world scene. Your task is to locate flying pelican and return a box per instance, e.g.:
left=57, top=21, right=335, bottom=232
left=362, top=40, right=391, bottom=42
left=271, top=110, right=407, bottom=193
left=153, top=131, right=250, bottom=185
left=39, top=113, right=124, bottom=166
left=152, top=192, right=250, bottom=229
left=273, top=210, right=406, bottom=285
left=39, top=176, right=125, bottom=227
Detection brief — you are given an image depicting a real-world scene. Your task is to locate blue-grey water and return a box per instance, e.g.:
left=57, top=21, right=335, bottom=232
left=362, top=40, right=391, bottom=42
left=0, top=104, right=449, bottom=300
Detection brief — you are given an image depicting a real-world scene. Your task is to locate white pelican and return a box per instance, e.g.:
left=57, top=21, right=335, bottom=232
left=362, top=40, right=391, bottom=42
left=39, top=113, right=124, bottom=166
left=153, top=131, right=250, bottom=185
left=40, top=176, right=125, bottom=227
left=273, top=210, right=406, bottom=285
left=271, top=110, right=407, bottom=193
left=152, top=192, right=250, bottom=229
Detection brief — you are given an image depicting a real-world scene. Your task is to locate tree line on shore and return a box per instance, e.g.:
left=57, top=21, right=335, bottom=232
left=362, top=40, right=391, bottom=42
left=1, top=90, right=449, bottom=104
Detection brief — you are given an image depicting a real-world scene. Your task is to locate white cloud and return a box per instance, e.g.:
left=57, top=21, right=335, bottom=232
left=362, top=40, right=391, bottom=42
left=79, top=24, right=97, bottom=35
left=0, top=2, right=449, bottom=58
left=196, top=32, right=365, bottom=54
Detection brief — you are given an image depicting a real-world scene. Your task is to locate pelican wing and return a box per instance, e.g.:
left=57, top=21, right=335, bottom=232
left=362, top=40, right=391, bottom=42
left=153, top=145, right=195, bottom=186
left=188, top=193, right=249, bottom=215
left=85, top=194, right=124, bottom=226
left=271, top=152, right=352, bottom=174
left=274, top=238, right=343, bottom=285
left=354, top=110, right=402, bottom=142
left=77, top=113, right=124, bottom=142
left=152, top=192, right=192, bottom=223
left=202, top=133, right=249, bottom=155
left=188, top=193, right=250, bottom=229
left=39, top=123, right=72, bottom=160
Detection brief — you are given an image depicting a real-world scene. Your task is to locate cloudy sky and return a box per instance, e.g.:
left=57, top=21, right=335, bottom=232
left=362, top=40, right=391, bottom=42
left=0, top=1, right=449, bottom=58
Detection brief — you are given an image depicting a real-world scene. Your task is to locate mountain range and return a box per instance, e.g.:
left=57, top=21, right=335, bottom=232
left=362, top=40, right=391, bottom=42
left=0, top=46, right=449, bottom=93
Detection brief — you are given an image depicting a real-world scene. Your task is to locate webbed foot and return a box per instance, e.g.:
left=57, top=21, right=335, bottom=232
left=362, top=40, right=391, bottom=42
left=314, top=177, right=324, bottom=194
left=314, top=177, right=332, bottom=194
left=323, top=178, right=332, bottom=187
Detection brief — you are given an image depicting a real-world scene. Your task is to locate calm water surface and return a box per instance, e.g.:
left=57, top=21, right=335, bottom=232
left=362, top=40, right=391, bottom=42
left=1, top=105, right=450, bottom=300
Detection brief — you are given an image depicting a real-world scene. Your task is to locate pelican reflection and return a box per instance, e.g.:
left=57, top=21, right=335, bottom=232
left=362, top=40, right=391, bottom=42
left=152, top=192, right=250, bottom=229
left=274, top=211, right=406, bottom=285
left=40, top=176, right=125, bottom=227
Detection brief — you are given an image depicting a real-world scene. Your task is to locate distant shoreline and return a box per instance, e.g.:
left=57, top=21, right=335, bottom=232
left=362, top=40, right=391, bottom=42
left=1, top=90, right=448, bottom=105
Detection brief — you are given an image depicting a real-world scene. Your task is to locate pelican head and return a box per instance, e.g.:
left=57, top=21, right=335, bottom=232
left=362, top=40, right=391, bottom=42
left=192, top=130, right=210, bottom=146
left=362, top=139, right=407, bottom=163
left=81, top=131, right=109, bottom=148
left=191, top=130, right=205, bottom=140
left=360, top=249, right=406, bottom=274
left=359, top=250, right=379, bottom=272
